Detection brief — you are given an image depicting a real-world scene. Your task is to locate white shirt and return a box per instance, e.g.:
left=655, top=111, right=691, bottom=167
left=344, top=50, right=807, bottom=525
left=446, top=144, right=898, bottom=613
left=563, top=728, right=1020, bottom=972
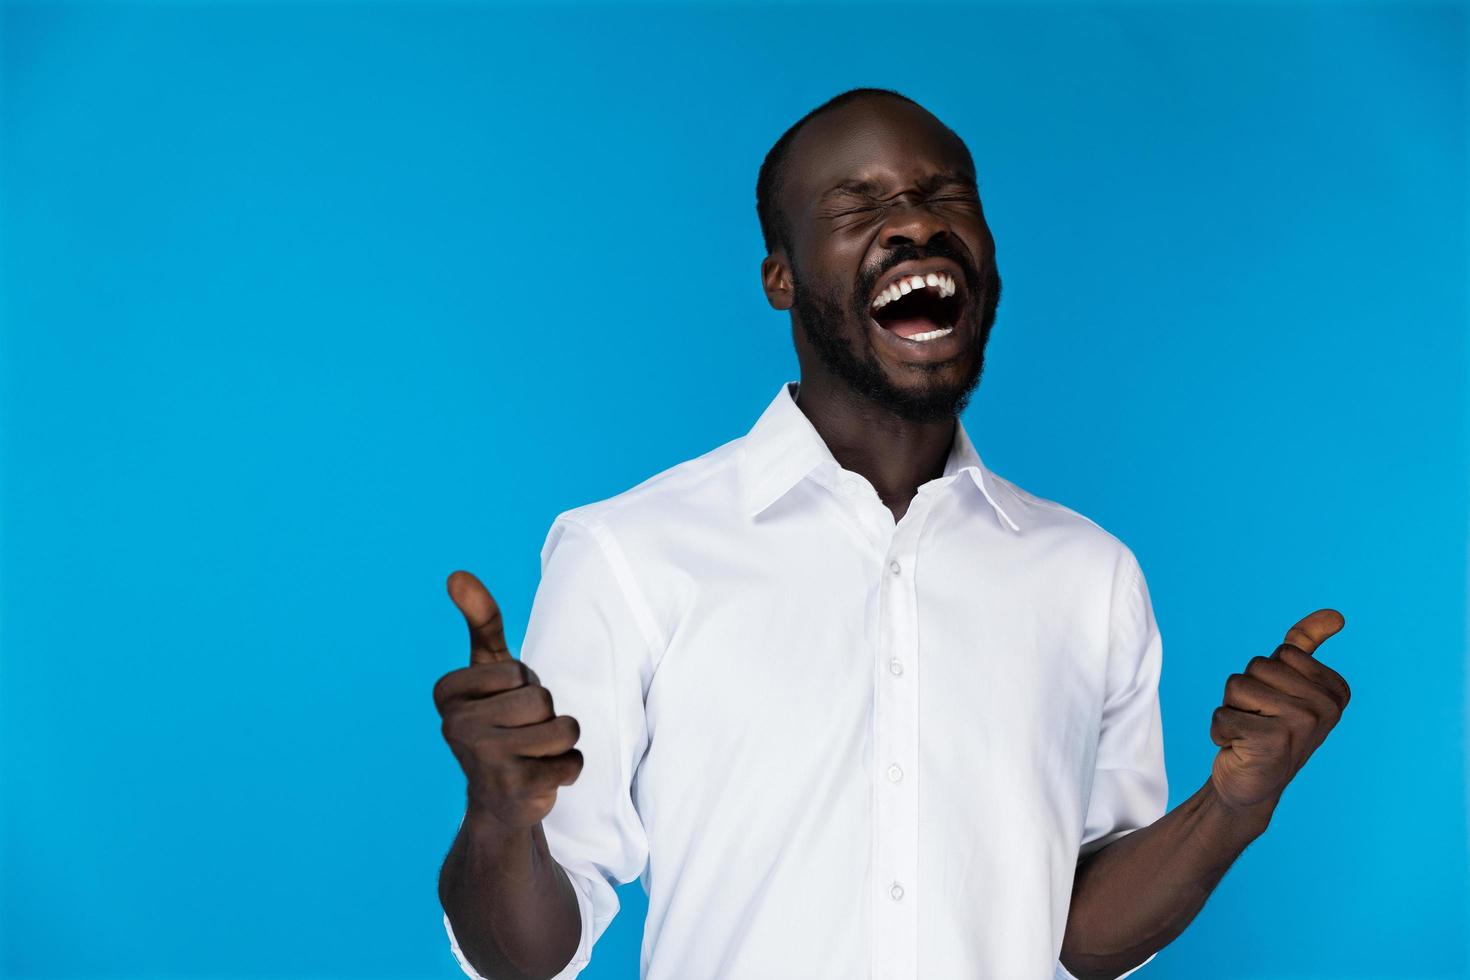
left=445, top=380, right=1168, bottom=980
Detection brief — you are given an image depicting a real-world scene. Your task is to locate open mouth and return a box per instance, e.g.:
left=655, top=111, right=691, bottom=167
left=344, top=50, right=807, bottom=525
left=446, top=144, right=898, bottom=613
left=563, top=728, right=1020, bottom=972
left=869, top=271, right=963, bottom=343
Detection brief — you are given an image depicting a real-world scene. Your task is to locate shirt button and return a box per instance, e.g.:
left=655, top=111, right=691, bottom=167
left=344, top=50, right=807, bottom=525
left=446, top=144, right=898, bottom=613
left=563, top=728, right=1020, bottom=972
left=888, top=658, right=904, bottom=676
left=887, top=764, right=903, bottom=782
left=890, top=882, right=905, bottom=901
left=888, top=559, right=902, bottom=576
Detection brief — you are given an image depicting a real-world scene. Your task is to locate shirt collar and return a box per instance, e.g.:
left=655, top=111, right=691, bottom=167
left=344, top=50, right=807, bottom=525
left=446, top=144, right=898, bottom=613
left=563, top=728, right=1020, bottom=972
left=738, top=381, right=1022, bottom=532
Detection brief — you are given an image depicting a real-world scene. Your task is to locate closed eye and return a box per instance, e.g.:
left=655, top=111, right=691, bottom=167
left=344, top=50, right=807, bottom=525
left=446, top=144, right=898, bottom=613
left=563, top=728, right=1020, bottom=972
left=820, top=191, right=978, bottom=223
left=816, top=205, right=884, bottom=225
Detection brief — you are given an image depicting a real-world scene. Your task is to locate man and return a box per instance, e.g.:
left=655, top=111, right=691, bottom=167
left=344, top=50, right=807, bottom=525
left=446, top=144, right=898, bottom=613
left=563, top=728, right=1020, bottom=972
left=433, top=88, right=1351, bottom=980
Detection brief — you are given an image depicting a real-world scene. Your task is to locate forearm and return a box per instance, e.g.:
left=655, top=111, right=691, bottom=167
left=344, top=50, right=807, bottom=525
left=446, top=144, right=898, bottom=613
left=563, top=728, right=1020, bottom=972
left=439, top=809, right=582, bottom=980
left=1059, top=780, right=1276, bottom=980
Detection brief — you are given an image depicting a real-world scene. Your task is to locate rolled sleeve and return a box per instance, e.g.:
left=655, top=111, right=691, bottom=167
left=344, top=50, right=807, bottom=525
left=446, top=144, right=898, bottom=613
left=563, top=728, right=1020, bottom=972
left=1055, top=548, right=1169, bottom=980
left=441, top=514, right=655, bottom=980
left=1079, top=547, right=1169, bottom=858
left=1055, top=950, right=1158, bottom=980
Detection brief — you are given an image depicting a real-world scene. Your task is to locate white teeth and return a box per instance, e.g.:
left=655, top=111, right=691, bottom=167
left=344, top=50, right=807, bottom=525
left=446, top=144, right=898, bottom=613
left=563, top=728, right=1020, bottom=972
left=869, top=271, right=962, bottom=310
left=906, top=326, right=954, bottom=343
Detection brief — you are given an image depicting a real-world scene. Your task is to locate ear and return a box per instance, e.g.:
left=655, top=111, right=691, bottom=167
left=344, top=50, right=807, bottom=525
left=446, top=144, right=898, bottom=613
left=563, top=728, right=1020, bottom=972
left=761, top=253, right=794, bottom=311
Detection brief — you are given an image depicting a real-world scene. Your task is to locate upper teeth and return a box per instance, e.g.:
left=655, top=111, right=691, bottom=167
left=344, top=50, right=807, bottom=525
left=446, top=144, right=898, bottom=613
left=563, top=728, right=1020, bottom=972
left=871, top=272, right=957, bottom=310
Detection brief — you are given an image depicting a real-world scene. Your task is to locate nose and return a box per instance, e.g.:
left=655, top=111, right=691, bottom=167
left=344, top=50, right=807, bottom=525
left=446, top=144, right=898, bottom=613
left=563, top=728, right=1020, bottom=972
left=878, top=200, right=952, bottom=251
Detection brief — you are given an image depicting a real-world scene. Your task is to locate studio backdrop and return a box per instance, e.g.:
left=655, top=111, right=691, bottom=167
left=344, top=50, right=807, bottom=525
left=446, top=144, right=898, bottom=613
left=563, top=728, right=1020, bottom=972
left=2, top=2, right=1465, bottom=979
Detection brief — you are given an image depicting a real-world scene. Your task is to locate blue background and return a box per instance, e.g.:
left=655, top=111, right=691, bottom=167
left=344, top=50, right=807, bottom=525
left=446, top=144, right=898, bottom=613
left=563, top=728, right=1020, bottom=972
left=3, top=2, right=1466, bottom=978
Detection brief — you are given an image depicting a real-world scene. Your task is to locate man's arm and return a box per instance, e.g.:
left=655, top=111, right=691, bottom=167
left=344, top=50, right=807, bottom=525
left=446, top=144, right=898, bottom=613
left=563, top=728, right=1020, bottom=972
left=1059, top=780, right=1273, bottom=980
left=438, top=810, right=581, bottom=980
left=1061, top=609, right=1351, bottom=980
left=434, top=571, right=586, bottom=980
left=434, top=517, right=657, bottom=980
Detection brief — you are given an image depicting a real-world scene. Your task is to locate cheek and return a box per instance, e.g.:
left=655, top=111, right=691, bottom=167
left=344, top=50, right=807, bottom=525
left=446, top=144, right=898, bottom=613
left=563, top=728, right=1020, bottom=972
left=808, top=233, right=873, bottom=281
left=975, top=228, right=997, bottom=264
left=796, top=268, right=859, bottom=314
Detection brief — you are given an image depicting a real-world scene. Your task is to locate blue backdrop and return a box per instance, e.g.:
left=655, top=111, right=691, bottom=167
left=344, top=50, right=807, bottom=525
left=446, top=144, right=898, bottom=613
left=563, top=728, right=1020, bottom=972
left=3, top=2, right=1465, bottom=978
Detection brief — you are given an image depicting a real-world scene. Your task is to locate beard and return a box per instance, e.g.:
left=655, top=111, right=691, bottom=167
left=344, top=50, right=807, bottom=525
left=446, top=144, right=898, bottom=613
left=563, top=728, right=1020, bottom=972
left=791, top=242, right=1002, bottom=424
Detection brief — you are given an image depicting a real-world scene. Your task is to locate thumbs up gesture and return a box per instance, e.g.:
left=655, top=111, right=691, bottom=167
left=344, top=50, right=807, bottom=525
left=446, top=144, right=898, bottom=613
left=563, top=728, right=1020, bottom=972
left=433, top=571, right=584, bottom=830
left=1209, top=609, right=1352, bottom=813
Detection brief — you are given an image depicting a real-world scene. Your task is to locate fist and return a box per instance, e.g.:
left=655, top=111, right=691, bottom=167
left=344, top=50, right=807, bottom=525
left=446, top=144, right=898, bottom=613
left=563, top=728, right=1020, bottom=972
left=1209, top=609, right=1351, bottom=812
left=433, top=570, right=584, bottom=830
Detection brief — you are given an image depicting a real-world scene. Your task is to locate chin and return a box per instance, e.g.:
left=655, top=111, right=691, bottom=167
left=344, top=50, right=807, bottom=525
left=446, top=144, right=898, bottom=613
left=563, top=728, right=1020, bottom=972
left=879, top=373, right=983, bottom=423
left=881, top=337, right=986, bottom=409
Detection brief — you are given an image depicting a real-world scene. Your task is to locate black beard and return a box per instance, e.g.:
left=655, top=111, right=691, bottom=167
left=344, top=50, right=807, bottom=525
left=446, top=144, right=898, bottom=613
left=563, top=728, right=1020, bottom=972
left=791, top=247, right=1002, bottom=424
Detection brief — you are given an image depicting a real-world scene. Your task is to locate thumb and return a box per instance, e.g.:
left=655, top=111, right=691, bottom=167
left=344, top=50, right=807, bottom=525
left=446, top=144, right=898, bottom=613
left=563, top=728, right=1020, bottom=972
left=446, top=570, right=512, bottom=665
left=1281, top=608, right=1346, bottom=657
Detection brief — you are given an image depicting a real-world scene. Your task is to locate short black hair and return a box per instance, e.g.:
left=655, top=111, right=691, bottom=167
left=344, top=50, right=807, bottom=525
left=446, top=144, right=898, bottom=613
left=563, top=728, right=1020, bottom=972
left=755, top=87, right=950, bottom=256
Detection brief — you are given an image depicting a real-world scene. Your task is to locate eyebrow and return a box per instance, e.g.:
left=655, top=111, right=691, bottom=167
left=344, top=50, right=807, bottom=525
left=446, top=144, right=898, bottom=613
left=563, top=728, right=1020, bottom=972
left=820, top=170, right=977, bottom=200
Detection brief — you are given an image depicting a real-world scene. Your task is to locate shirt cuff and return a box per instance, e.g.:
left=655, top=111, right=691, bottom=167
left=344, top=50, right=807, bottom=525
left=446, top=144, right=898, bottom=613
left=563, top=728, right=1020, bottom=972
left=442, top=870, right=597, bottom=980
left=1055, top=950, right=1159, bottom=979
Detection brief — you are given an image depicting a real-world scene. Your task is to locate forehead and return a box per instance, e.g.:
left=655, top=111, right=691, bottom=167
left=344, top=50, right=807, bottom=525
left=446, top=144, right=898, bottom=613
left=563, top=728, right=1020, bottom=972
left=781, top=98, right=974, bottom=212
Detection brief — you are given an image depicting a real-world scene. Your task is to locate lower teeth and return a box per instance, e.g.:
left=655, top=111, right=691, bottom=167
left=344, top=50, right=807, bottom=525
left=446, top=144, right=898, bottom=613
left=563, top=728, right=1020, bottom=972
left=907, top=326, right=953, bottom=343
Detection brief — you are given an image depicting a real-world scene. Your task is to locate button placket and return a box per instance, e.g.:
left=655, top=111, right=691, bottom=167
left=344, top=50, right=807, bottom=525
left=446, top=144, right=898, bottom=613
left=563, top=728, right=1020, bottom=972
left=872, top=502, right=927, bottom=980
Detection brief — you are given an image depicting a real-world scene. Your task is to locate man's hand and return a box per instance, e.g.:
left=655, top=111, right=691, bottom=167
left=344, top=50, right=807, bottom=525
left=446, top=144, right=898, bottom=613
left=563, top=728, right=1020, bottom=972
left=1209, top=608, right=1351, bottom=812
left=1062, top=609, right=1353, bottom=979
left=433, top=570, right=584, bottom=830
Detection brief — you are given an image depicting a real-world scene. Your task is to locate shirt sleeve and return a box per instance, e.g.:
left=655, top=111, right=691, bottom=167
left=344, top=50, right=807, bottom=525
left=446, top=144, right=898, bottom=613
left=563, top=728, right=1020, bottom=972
left=1055, top=547, right=1170, bottom=980
left=443, top=514, right=656, bottom=980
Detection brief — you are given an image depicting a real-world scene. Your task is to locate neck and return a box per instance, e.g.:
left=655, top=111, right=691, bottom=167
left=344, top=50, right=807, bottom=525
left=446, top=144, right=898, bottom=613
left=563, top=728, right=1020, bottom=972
left=793, top=375, right=956, bottom=521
